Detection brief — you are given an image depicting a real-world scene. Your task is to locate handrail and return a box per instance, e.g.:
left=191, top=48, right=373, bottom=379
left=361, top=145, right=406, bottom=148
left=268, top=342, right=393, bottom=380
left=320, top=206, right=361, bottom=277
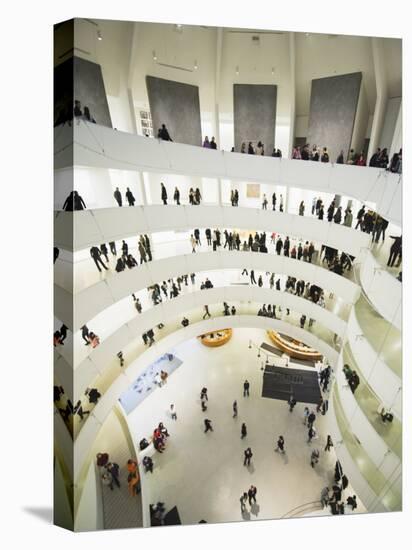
left=282, top=500, right=323, bottom=518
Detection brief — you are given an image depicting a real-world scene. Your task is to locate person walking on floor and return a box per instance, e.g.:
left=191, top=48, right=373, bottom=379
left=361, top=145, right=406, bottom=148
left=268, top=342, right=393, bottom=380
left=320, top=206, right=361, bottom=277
left=243, top=447, right=253, bottom=466
left=288, top=395, right=297, bottom=412
left=303, top=406, right=310, bottom=425
left=106, top=462, right=121, bottom=488
left=240, top=492, right=248, bottom=512
left=204, top=418, right=213, bottom=433
left=203, top=305, right=211, bottom=319
left=325, top=435, right=333, bottom=452
left=241, top=422, right=247, bottom=439
left=310, top=449, right=320, bottom=468
left=243, top=380, right=250, bottom=397
left=307, top=411, right=316, bottom=430
left=233, top=400, right=238, bottom=418
left=307, top=426, right=316, bottom=444
left=248, top=486, right=257, bottom=505
left=321, top=486, right=330, bottom=508
left=275, top=435, right=285, bottom=454
left=170, top=404, right=177, bottom=420
left=173, top=186, right=180, bottom=205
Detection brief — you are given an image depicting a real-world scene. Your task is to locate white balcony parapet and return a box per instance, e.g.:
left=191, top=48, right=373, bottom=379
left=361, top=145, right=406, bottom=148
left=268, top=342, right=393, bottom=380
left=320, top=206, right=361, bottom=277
left=54, top=122, right=401, bottom=226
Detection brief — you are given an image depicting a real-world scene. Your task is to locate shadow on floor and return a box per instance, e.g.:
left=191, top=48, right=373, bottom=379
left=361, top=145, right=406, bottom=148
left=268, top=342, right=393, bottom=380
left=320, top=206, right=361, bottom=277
left=22, top=506, right=53, bottom=524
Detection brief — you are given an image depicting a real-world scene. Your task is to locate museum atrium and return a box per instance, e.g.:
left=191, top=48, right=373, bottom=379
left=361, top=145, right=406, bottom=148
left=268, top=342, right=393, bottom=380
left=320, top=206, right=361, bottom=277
left=53, top=19, right=402, bottom=530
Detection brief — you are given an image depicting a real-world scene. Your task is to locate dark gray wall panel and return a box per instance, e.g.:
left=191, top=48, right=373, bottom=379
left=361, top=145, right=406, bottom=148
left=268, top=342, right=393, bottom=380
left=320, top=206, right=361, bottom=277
left=233, top=84, right=277, bottom=155
left=73, top=56, right=112, bottom=128
left=307, top=72, right=362, bottom=162
left=146, top=76, right=202, bottom=146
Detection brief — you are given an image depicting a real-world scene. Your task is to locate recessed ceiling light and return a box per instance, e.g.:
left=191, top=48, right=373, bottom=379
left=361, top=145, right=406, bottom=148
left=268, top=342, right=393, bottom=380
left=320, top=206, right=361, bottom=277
left=152, top=50, right=157, bottom=61
left=97, top=30, right=102, bottom=41
left=271, top=67, right=275, bottom=75
left=235, top=66, right=239, bottom=75
left=305, top=32, right=310, bottom=36
left=194, top=61, right=198, bottom=70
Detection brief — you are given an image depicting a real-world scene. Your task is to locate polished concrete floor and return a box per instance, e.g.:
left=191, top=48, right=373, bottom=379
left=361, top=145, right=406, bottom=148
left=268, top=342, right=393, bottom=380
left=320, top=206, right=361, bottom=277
left=127, top=328, right=364, bottom=525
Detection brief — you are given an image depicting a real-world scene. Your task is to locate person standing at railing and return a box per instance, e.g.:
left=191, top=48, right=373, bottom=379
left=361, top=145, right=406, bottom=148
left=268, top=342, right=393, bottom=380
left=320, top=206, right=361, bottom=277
left=161, top=182, right=168, bottom=205
left=158, top=124, right=173, bottom=141
left=113, top=187, right=122, bottom=207
left=387, top=235, right=402, bottom=267
left=126, top=187, right=136, bottom=206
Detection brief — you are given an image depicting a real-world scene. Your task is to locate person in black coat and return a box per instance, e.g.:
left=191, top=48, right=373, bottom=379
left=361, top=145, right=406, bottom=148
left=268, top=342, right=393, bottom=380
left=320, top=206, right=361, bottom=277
left=241, top=423, right=247, bottom=439
left=333, top=206, right=342, bottom=224
left=243, top=447, right=253, bottom=466
left=276, top=238, right=283, bottom=255
left=59, top=323, right=68, bottom=344
left=114, top=187, right=122, bottom=207
left=90, top=246, right=108, bottom=272
left=158, top=124, right=173, bottom=141
left=100, top=243, right=109, bottom=262
left=336, top=150, right=344, bottom=164
left=88, top=388, right=101, bottom=404
left=161, top=183, right=168, bottom=205
left=126, top=187, right=136, bottom=206
left=81, top=324, right=90, bottom=345
left=387, top=235, right=402, bottom=267
left=327, top=202, right=335, bottom=222
left=121, top=240, right=128, bottom=256
left=205, top=228, right=212, bottom=246
left=248, top=486, right=257, bottom=504
left=63, top=190, right=86, bottom=211
left=173, top=187, right=180, bottom=205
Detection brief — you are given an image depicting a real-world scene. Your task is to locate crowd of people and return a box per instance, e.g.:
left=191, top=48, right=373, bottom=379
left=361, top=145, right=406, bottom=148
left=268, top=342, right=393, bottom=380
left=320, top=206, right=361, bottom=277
left=290, top=143, right=402, bottom=174
left=88, top=235, right=153, bottom=273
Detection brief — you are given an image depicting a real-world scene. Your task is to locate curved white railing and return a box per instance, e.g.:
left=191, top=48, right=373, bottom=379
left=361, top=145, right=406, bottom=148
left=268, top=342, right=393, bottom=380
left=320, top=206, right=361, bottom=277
left=54, top=122, right=402, bottom=226
left=335, top=363, right=401, bottom=472
left=65, top=286, right=345, bottom=400
left=55, top=250, right=360, bottom=331
left=359, top=249, right=401, bottom=331
left=346, top=309, right=401, bottom=417
left=328, top=389, right=401, bottom=513
left=73, top=313, right=340, bottom=482
left=55, top=205, right=371, bottom=258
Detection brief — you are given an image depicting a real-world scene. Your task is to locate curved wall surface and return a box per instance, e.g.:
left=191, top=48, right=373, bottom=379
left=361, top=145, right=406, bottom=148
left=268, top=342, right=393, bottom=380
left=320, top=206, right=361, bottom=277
left=54, top=122, right=402, bottom=225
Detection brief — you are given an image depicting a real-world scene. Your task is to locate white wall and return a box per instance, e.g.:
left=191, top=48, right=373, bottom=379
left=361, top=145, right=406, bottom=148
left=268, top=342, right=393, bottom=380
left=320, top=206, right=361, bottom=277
left=74, top=462, right=104, bottom=531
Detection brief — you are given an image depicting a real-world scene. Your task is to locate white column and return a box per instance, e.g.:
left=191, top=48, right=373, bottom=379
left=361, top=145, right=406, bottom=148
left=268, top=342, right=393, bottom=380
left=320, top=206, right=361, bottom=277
left=389, top=101, right=402, bottom=158
left=138, top=172, right=148, bottom=205
left=214, top=28, right=223, bottom=147
left=287, top=32, right=296, bottom=158
left=368, top=38, right=388, bottom=163
left=127, top=22, right=140, bottom=135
